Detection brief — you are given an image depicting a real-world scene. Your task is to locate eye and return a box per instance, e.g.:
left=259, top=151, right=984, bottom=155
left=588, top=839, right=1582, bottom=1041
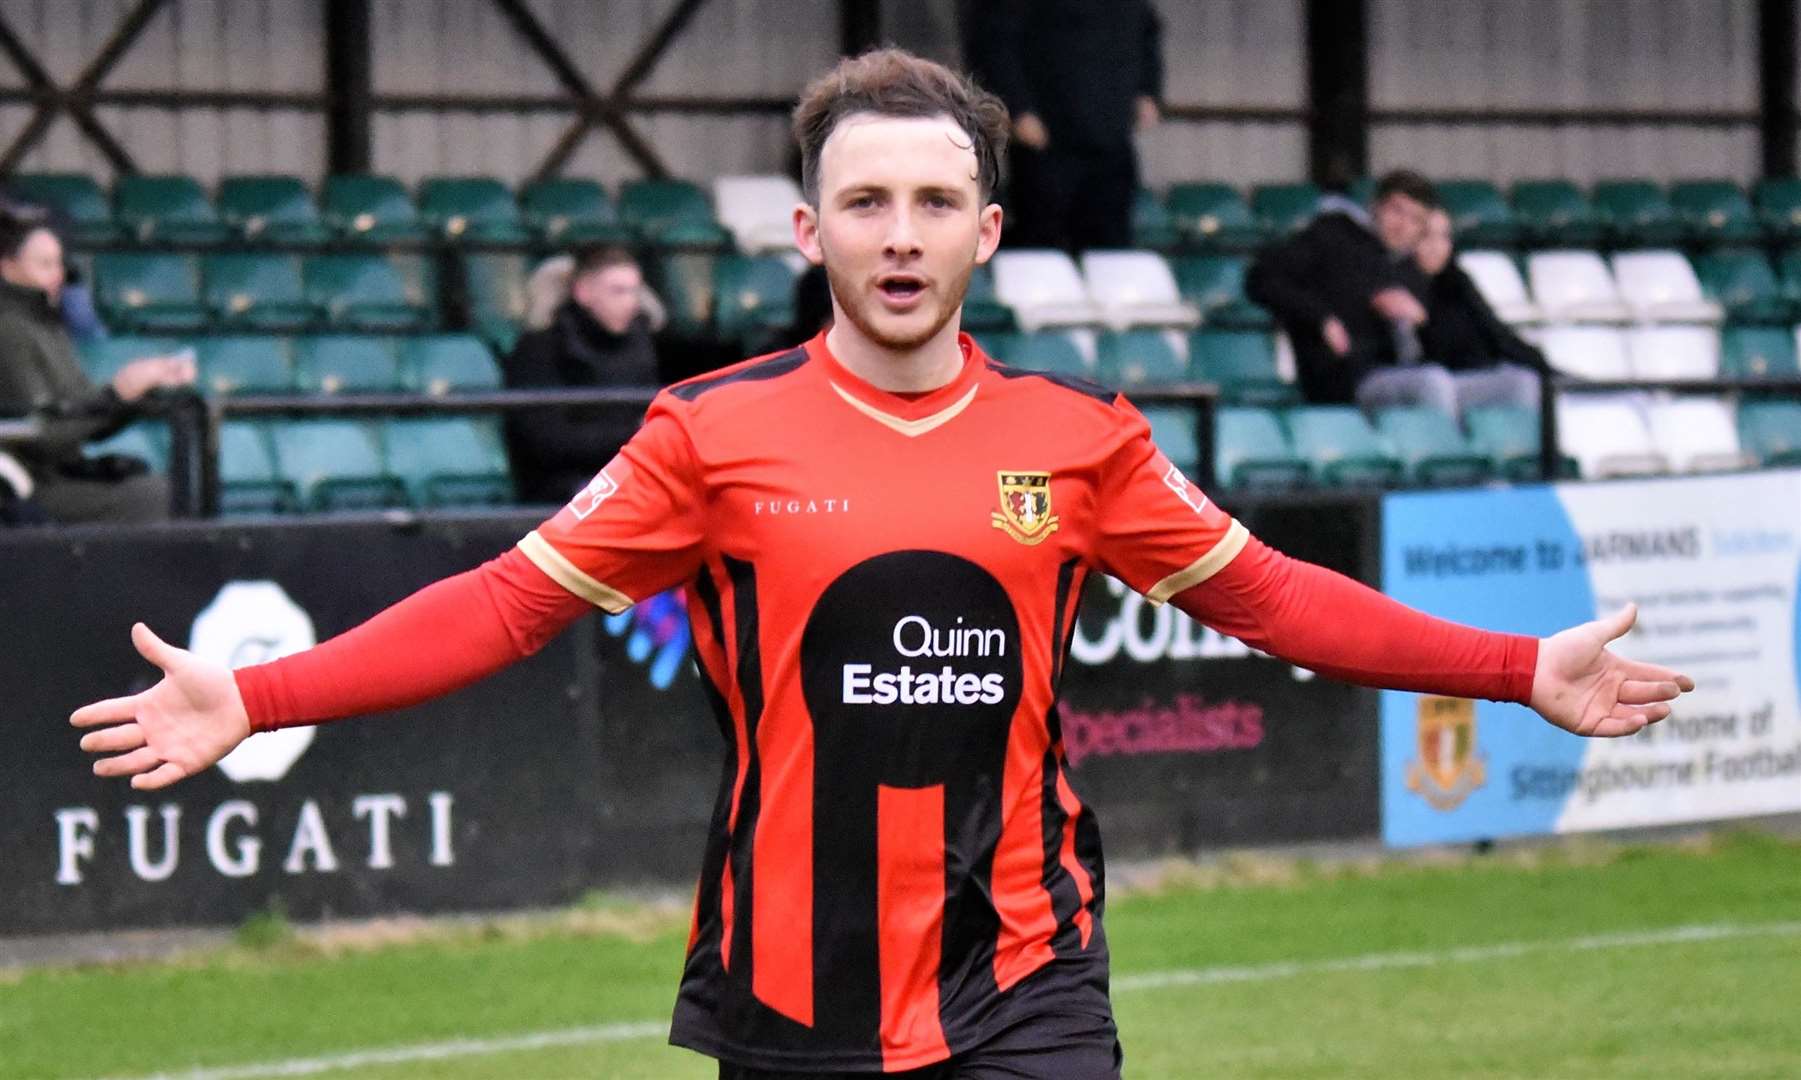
left=847, top=194, right=878, bottom=210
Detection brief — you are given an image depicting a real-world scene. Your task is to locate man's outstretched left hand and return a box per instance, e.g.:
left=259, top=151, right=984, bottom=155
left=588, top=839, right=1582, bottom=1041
left=1530, top=604, right=1694, bottom=738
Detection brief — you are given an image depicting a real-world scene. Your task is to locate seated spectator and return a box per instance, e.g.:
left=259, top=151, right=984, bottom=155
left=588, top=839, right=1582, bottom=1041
left=1414, top=207, right=1548, bottom=412
left=504, top=245, right=665, bottom=505
left=1246, top=170, right=1435, bottom=406
left=0, top=211, right=193, bottom=525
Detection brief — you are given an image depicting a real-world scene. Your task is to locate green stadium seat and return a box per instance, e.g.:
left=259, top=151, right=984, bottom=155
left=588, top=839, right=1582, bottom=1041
left=417, top=177, right=530, bottom=244
left=518, top=178, right=630, bottom=244
left=1752, top=177, right=1801, bottom=242
left=113, top=174, right=232, bottom=245
left=304, top=254, right=431, bottom=331
left=92, top=252, right=209, bottom=331
left=1374, top=406, right=1494, bottom=486
left=1738, top=401, right=1801, bottom=465
left=1509, top=179, right=1604, bottom=247
left=460, top=251, right=529, bottom=352
left=216, top=175, right=331, bottom=245
left=7, top=173, right=119, bottom=244
left=1669, top=180, right=1761, bottom=245
left=399, top=334, right=501, bottom=395
left=1139, top=403, right=1203, bottom=474
left=1172, top=255, right=1271, bottom=329
left=269, top=419, right=407, bottom=511
left=202, top=253, right=318, bottom=330
left=649, top=250, right=719, bottom=338
left=995, top=331, right=1089, bottom=377
left=1165, top=182, right=1267, bottom=251
left=1719, top=325, right=1800, bottom=379
left=1436, top=179, right=1519, bottom=248
left=1464, top=405, right=1575, bottom=481
left=1215, top=406, right=1308, bottom=489
left=1095, top=329, right=1184, bottom=387
left=1592, top=180, right=1683, bottom=246
left=1282, top=406, right=1404, bottom=487
left=292, top=334, right=402, bottom=393
left=712, top=254, right=797, bottom=349
left=1773, top=249, right=1801, bottom=310
left=217, top=420, right=297, bottom=515
left=84, top=421, right=167, bottom=471
left=1692, top=249, right=1791, bottom=325
left=383, top=416, right=513, bottom=507
left=321, top=174, right=428, bottom=243
left=1250, top=182, right=1320, bottom=235
left=961, top=263, right=1014, bottom=333
left=619, top=178, right=730, bottom=247
left=1187, top=329, right=1295, bottom=405
left=78, top=336, right=181, bottom=385
left=1131, top=188, right=1181, bottom=251
left=197, top=336, right=293, bottom=395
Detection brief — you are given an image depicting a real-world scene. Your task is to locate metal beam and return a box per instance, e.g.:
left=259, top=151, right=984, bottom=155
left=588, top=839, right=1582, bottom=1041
left=325, top=0, right=373, bottom=173
left=0, top=0, right=164, bottom=175
left=839, top=0, right=882, bottom=56
left=1304, top=0, right=1367, bottom=185
left=1761, top=0, right=1798, bottom=177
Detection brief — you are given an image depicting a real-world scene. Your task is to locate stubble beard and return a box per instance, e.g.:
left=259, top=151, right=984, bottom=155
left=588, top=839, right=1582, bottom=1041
left=822, top=248, right=976, bottom=353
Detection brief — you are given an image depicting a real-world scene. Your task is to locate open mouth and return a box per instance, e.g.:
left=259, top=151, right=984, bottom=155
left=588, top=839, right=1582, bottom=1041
left=876, top=274, right=928, bottom=305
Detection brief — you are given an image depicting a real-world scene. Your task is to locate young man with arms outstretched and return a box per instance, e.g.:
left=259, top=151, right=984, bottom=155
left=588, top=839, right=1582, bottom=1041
left=73, top=50, right=1690, bottom=1080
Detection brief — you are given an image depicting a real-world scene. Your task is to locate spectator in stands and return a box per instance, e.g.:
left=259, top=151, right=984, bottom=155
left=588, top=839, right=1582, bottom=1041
left=965, top=0, right=1163, bottom=252
left=0, top=210, right=192, bottom=524
left=504, top=244, right=665, bottom=505
left=1414, top=207, right=1550, bottom=411
left=1246, top=169, right=1437, bottom=408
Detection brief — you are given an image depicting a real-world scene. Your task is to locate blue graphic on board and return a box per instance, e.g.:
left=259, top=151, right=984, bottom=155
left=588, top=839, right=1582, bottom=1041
left=1380, top=485, right=1594, bottom=846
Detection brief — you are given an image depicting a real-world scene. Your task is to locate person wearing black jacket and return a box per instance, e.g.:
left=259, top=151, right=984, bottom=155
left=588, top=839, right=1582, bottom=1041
left=965, top=0, right=1163, bottom=251
left=502, top=246, right=662, bottom=505
left=1415, top=208, right=1549, bottom=411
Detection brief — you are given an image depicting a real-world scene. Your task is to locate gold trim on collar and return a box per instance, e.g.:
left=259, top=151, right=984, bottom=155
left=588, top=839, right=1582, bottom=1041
left=829, top=381, right=979, bottom=438
left=517, top=530, right=635, bottom=613
left=1146, top=519, right=1250, bottom=605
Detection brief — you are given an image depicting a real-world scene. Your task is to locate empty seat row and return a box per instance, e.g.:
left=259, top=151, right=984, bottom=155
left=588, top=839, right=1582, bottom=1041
left=1557, top=396, right=1801, bottom=478
left=1531, top=322, right=1801, bottom=381
left=87, top=250, right=436, bottom=333
left=78, top=334, right=501, bottom=396
left=980, top=327, right=1295, bottom=400
left=1463, top=248, right=1729, bottom=325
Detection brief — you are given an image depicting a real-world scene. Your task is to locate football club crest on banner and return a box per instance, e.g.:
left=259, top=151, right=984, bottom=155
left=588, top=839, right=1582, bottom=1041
left=1406, top=695, right=1487, bottom=810
left=992, top=471, right=1060, bottom=545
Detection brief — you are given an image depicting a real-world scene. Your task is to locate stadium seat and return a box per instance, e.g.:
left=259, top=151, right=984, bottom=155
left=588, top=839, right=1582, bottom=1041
left=460, top=251, right=529, bottom=350
left=417, top=177, right=530, bottom=244
left=216, top=175, right=331, bottom=246
left=1436, top=179, right=1519, bottom=248
left=1526, top=251, right=1631, bottom=323
left=7, top=173, right=119, bottom=245
left=1538, top=324, right=1631, bottom=380
left=1131, top=188, right=1181, bottom=251
left=1668, top=180, right=1760, bottom=245
left=990, top=250, right=1104, bottom=331
left=1609, top=251, right=1722, bottom=324
left=712, top=254, right=797, bottom=349
left=1171, top=254, right=1271, bottom=329
left=1752, top=177, right=1801, bottom=242
left=1079, top=251, right=1199, bottom=330
left=1692, top=249, right=1791, bottom=324
left=1591, top=180, right=1683, bottom=246
left=321, top=174, right=428, bottom=243
left=383, top=417, right=513, bottom=507
left=518, top=178, right=628, bottom=244
left=92, top=252, right=210, bottom=332
left=1738, top=400, right=1801, bottom=465
left=1464, top=404, right=1575, bottom=482
left=304, top=254, right=431, bottom=331
left=1249, top=182, right=1319, bottom=235
left=78, top=336, right=181, bottom=386
left=1282, top=405, right=1404, bottom=487
left=268, top=419, right=407, bottom=511
left=619, top=178, right=730, bottom=247
left=648, top=250, right=719, bottom=338
left=113, top=174, right=231, bottom=245
left=399, top=334, right=501, bottom=395
left=1094, top=329, right=1186, bottom=386
left=1139, top=403, right=1202, bottom=473
left=217, top=420, right=297, bottom=515
left=713, top=175, right=804, bottom=253
left=1719, top=325, right=1799, bottom=379
left=1623, top=325, right=1720, bottom=380
left=197, top=336, right=293, bottom=395
left=1373, top=406, right=1494, bottom=486
left=1165, top=182, right=1266, bottom=250
left=1643, top=398, right=1751, bottom=472
left=202, top=253, right=317, bottom=331
left=1214, top=406, right=1309, bottom=489
left=961, top=263, right=1014, bottom=332
left=1509, top=179, right=1604, bottom=248
left=292, top=334, right=402, bottom=393
left=85, top=422, right=167, bottom=471
left=1457, top=251, right=1542, bottom=324
left=1555, top=396, right=1667, bottom=477
left=995, top=331, right=1089, bottom=376
left=1187, top=329, right=1294, bottom=405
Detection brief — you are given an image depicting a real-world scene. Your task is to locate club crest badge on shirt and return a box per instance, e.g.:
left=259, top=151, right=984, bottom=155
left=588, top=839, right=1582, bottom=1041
left=569, top=462, right=626, bottom=521
left=992, top=471, right=1060, bottom=546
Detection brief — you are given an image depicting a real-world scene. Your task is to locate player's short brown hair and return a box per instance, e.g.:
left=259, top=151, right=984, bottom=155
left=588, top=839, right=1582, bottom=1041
left=791, top=47, right=1010, bottom=205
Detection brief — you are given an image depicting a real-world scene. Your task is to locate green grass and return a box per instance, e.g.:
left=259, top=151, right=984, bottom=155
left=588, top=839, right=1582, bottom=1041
left=3, top=832, right=1798, bottom=1079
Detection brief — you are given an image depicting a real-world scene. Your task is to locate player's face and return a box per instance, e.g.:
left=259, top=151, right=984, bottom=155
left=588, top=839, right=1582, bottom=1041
left=794, top=113, right=1002, bottom=353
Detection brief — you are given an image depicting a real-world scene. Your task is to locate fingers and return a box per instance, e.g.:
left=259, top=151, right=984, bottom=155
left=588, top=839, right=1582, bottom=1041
left=1586, top=703, right=1670, bottom=738
left=70, top=694, right=142, bottom=728
left=1617, top=679, right=1682, bottom=705
left=132, top=762, right=189, bottom=790
left=79, top=723, right=145, bottom=754
left=131, top=622, right=183, bottom=671
left=1615, top=658, right=1696, bottom=693
left=1595, top=603, right=1637, bottom=642
left=94, top=745, right=163, bottom=778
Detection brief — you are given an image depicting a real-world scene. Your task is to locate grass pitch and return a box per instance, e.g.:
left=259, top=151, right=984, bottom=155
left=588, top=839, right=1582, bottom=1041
left=3, top=830, right=1797, bottom=1079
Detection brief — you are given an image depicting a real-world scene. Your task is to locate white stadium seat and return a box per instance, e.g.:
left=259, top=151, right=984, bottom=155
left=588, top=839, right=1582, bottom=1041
left=1527, top=250, right=1632, bottom=323
left=1458, top=250, right=1542, bottom=324
left=990, top=249, right=1105, bottom=331
left=1624, top=325, right=1721, bottom=380
left=1078, top=250, right=1200, bottom=331
left=1610, top=251, right=1723, bottom=324
left=1538, top=325, right=1631, bottom=380
left=1643, top=398, right=1751, bottom=472
left=712, top=174, right=803, bottom=253
left=1556, top=396, right=1668, bottom=477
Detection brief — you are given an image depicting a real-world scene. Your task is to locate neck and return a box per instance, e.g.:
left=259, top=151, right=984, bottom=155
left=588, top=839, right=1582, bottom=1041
left=825, top=308, right=965, bottom=393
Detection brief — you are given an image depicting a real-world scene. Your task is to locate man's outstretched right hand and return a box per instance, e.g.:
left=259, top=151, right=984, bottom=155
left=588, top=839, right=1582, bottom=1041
left=71, top=622, right=250, bottom=790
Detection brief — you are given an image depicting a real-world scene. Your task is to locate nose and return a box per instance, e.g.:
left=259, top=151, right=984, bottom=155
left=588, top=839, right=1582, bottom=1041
left=883, top=206, right=923, bottom=261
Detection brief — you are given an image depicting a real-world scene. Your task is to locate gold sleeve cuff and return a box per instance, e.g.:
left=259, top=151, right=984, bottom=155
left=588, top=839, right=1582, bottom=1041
left=517, top=530, right=635, bottom=614
left=1146, top=519, right=1250, bottom=605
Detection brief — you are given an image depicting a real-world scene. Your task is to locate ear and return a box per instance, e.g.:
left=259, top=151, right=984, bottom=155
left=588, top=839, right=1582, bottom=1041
left=793, top=202, right=825, bottom=266
left=974, top=202, right=1003, bottom=265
